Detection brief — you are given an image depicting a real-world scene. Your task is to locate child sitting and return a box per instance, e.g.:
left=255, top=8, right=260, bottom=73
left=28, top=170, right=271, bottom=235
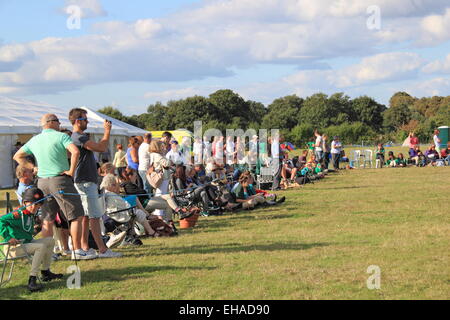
left=0, top=188, right=63, bottom=292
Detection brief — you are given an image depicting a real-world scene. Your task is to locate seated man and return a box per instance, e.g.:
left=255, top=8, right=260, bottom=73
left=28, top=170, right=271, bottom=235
left=0, top=188, right=63, bottom=292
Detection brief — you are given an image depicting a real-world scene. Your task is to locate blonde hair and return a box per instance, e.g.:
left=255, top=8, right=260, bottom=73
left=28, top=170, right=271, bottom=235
left=99, top=162, right=115, bottom=176
left=100, top=174, right=119, bottom=190
left=16, top=165, right=33, bottom=179
left=149, top=140, right=163, bottom=154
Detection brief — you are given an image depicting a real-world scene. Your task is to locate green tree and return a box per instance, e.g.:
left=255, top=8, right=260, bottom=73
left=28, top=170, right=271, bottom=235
left=209, top=90, right=248, bottom=125
left=261, top=95, right=303, bottom=131
left=351, top=96, right=387, bottom=131
left=383, top=103, right=412, bottom=131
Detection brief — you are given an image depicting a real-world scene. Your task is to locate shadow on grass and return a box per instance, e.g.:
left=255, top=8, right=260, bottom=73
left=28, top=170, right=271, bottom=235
left=125, top=241, right=330, bottom=258
left=312, top=185, right=380, bottom=191
left=0, top=265, right=216, bottom=300
left=184, top=213, right=301, bottom=234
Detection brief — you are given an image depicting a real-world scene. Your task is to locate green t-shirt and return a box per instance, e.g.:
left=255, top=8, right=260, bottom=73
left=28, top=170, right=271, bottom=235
left=0, top=209, right=35, bottom=244
left=22, top=129, right=73, bottom=178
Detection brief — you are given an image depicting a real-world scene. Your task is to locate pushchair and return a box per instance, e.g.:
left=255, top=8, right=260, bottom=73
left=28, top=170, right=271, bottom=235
left=98, top=192, right=144, bottom=248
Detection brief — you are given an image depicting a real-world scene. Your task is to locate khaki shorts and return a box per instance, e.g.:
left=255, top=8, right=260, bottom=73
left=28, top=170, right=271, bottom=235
left=37, top=175, right=84, bottom=222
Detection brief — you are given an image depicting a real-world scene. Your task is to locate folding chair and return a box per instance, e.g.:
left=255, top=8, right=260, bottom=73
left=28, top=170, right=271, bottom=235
left=256, top=166, right=274, bottom=190
left=0, top=240, right=33, bottom=287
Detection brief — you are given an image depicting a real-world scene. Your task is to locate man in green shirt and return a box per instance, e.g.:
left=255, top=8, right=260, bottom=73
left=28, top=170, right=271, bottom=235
left=0, top=188, right=63, bottom=292
left=13, top=114, right=96, bottom=261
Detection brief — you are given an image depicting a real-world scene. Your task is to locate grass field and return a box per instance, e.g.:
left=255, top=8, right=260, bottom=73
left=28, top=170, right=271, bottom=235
left=1, top=159, right=449, bottom=300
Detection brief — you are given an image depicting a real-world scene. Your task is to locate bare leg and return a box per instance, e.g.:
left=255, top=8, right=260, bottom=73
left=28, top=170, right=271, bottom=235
left=70, top=216, right=83, bottom=251
left=89, top=218, right=107, bottom=254
left=81, top=216, right=90, bottom=251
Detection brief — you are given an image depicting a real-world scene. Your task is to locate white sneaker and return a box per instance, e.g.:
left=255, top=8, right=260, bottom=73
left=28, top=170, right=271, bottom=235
left=106, top=231, right=127, bottom=249
left=71, top=249, right=98, bottom=261
left=98, top=249, right=123, bottom=259
left=85, top=248, right=98, bottom=257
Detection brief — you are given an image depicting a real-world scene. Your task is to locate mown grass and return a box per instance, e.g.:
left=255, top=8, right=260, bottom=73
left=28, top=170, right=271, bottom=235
left=0, top=165, right=449, bottom=300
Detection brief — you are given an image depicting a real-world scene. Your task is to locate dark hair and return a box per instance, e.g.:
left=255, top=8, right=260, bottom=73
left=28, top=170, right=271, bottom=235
left=119, top=167, right=136, bottom=180
left=162, top=132, right=172, bottom=139
left=69, top=108, right=87, bottom=125
left=175, top=165, right=187, bottom=183
left=144, top=133, right=152, bottom=141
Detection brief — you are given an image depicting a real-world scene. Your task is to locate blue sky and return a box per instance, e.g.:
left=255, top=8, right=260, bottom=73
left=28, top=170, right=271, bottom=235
left=1, top=0, right=450, bottom=115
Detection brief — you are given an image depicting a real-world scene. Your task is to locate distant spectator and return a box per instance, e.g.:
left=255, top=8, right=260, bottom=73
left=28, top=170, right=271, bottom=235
left=314, top=130, right=324, bottom=163
left=409, top=132, right=419, bottom=150
left=161, top=132, right=173, bottom=156
left=166, top=140, right=184, bottom=165
left=409, top=145, right=421, bottom=166
left=113, top=144, right=127, bottom=177
left=433, top=130, right=441, bottom=156
left=138, top=133, right=153, bottom=192
left=425, top=145, right=439, bottom=165
left=396, top=153, right=407, bottom=167
left=375, top=143, right=385, bottom=168
left=443, top=142, right=450, bottom=165
left=386, top=151, right=397, bottom=167
left=331, top=136, right=342, bottom=170
left=322, top=134, right=330, bottom=169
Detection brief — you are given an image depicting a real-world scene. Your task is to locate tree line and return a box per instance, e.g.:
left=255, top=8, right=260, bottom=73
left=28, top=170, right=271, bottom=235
left=99, top=90, right=450, bottom=147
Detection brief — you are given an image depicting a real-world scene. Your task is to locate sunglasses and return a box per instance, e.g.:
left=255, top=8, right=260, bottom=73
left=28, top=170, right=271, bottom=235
left=77, top=117, right=88, bottom=121
left=47, top=119, right=60, bottom=123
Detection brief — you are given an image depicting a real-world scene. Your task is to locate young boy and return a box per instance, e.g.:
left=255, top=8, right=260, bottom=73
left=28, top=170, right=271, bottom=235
left=0, top=188, right=63, bottom=292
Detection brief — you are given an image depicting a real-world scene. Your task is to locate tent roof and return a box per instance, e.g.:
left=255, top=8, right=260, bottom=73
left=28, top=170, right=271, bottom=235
left=0, top=96, right=147, bottom=136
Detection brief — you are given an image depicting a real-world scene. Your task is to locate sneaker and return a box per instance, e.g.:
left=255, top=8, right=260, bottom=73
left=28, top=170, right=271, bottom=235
left=106, top=231, right=127, bottom=249
left=71, top=249, right=98, bottom=261
left=61, top=250, right=72, bottom=256
left=98, top=249, right=123, bottom=259
left=51, top=253, right=62, bottom=262
left=85, top=248, right=98, bottom=257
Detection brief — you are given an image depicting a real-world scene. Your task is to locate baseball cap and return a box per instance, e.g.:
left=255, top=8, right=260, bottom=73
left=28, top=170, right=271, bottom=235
left=22, top=187, right=45, bottom=204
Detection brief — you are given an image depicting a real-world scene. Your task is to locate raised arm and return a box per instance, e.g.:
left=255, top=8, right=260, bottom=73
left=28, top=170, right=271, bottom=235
left=83, top=120, right=112, bottom=153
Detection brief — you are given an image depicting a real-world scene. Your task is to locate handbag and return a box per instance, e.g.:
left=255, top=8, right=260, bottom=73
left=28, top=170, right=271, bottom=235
left=146, top=165, right=163, bottom=189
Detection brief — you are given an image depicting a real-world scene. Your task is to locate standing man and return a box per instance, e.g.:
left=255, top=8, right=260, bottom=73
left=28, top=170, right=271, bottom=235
left=138, top=133, right=153, bottom=193
left=69, top=108, right=121, bottom=259
left=13, top=114, right=96, bottom=260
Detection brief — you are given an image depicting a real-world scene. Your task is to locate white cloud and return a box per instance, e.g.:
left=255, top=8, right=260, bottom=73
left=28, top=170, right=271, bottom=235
left=1, top=0, right=450, bottom=95
left=422, top=54, right=450, bottom=74
left=285, top=52, right=424, bottom=89
left=406, top=77, right=450, bottom=97
left=62, top=0, right=107, bottom=19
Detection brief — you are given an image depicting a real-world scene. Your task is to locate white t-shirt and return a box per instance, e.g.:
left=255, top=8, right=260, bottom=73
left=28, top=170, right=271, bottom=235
left=433, top=135, right=441, bottom=148
left=331, top=141, right=342, bottom=154
left=138, top=142, right=151, bottom=171
left=166, top=149, right=184, bottom=165
left=315, top=136, right=323, bottom=152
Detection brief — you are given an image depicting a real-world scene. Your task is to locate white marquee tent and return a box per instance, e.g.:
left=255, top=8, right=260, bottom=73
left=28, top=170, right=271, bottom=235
left=0, top=96, right=148, bottom=188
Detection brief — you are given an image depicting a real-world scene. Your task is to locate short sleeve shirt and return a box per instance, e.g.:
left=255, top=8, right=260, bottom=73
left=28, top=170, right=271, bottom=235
left=22, top=129, right=73, bottom=178
left=71, top=132, right=98, bottom=184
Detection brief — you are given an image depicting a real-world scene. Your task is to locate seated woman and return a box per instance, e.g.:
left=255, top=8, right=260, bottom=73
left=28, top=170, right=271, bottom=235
left=386, top=151, right=397, bottom=167
left=100, top=174, right=158, bottom=238
left=396, top=153, right=407, bottom=167
left=172, top=165, right=219, bottom=212
left=232, top=174, right=266, bottom=210
left=281, top=156, right=299, bottom=188
left=118, top=167, right=194, bottom=232
left=444, top=142, right=450, bottom=165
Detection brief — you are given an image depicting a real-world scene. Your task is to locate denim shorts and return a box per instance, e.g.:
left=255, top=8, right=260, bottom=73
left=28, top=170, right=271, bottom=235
left=74, top=182, right=104, bottom=219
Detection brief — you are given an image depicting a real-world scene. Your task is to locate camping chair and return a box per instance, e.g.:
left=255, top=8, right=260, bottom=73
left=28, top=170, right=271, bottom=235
left=256, top=166, right=274, bottom=190
left=0, top=240, right=33, bottom=287
left=363, top=150, right=374, bottom=168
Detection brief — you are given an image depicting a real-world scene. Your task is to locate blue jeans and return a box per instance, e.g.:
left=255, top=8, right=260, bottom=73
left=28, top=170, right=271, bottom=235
left=139, top=170, right=152, bottom=193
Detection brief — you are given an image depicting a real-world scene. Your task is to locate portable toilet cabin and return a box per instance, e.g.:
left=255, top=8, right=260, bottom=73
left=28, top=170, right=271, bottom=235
left=438, top=126, right=449, bottom=149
